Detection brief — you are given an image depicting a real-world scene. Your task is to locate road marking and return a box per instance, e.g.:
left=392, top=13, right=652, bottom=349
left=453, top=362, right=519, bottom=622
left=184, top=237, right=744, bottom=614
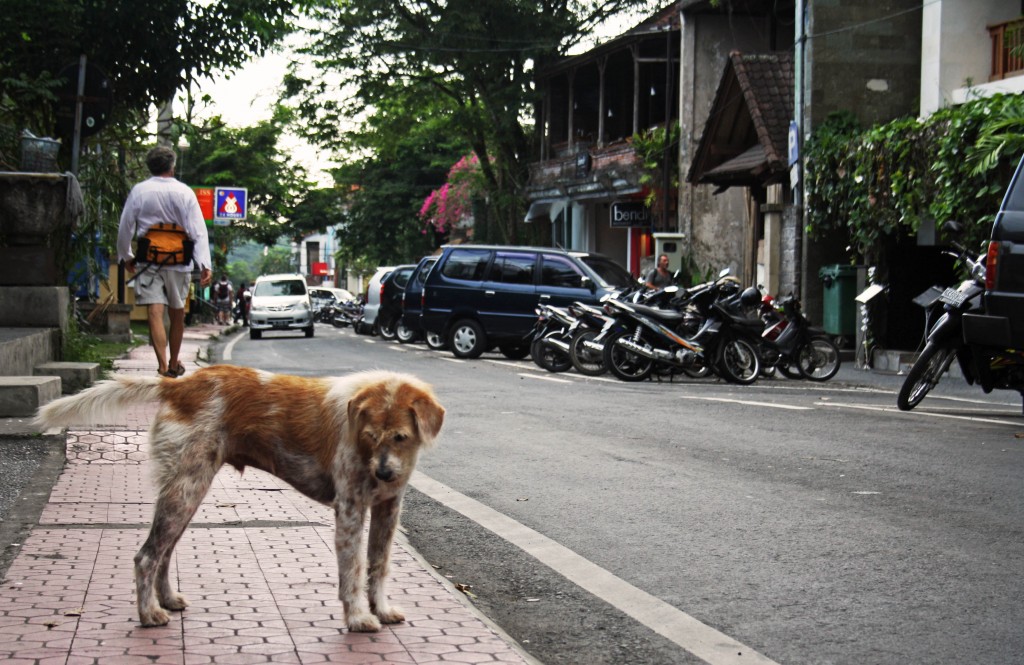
left=517, top=373, right=572, bottom=384
left=680, top=395, right=812, bottom=411
left=485, top=359, right=544, bottom=371
left=412, top=471, right=779, bottom=665
left=817, top=402, right=1020, bottom=425
left=222, top=330, right=247, bottom=361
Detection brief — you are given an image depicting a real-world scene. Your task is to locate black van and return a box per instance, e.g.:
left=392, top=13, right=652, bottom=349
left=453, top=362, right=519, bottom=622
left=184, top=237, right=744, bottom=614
left=420, top=245, right=633, bottom=358
left=376, top=264, right=417, bottom=340
left=966, top=155, right=1024, bottom=349
left=398, top=256, right=439, bottom=344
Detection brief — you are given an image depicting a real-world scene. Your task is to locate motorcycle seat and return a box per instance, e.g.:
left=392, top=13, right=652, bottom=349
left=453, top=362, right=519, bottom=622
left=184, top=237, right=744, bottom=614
left=630, top=302, right=685, bottom=323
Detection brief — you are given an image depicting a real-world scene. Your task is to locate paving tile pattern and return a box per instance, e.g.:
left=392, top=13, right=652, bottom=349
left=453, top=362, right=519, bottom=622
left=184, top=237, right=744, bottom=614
left=0, top=326, right=529, bottom=664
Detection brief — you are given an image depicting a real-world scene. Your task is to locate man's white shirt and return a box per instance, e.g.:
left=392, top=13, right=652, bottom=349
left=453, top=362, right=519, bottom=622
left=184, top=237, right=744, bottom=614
left=117, top=176, right=212, bottom=272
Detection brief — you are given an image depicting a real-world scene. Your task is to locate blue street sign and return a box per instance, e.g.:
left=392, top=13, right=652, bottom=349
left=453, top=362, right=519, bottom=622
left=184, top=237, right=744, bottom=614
left=214, top=187, right=247, bottom=221
left=788, top=121, right=799, bottom=166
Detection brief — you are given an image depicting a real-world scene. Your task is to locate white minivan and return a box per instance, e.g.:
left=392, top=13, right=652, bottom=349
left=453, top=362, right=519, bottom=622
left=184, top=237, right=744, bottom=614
left=248, top=273, right=314, bottom=340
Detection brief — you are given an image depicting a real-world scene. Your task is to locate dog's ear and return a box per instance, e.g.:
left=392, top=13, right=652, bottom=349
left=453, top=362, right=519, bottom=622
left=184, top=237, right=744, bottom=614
left=346, top=386, right=382, bottom=446
left=400, top=383, right=444, bottom=444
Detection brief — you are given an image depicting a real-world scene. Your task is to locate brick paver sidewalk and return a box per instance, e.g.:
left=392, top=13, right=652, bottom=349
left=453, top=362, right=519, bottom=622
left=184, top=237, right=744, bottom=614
left=0, top=325, right=532, bottom=664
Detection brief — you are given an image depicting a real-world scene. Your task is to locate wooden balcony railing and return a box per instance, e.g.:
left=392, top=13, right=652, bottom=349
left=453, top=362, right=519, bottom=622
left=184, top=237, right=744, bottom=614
left=989, top=16, right=1024, bottom=81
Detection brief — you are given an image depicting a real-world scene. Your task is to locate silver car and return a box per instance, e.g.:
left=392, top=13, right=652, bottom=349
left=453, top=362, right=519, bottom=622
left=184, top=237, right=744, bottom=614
left=356, top=266, right=394, bottom=335
left=248, top=273, right=314, bottom=340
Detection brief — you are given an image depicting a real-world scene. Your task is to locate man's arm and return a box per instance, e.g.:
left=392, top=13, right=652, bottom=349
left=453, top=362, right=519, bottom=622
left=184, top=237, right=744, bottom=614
left=116, top=189, right=138, bottom=270
left=179, top=189, right=213, bottom=286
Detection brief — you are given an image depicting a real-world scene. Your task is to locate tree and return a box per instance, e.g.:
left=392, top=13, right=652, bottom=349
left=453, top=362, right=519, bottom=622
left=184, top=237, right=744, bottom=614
left=0, top=0, right=296, bottom=142
left=290, top=0, right=659, bottom=244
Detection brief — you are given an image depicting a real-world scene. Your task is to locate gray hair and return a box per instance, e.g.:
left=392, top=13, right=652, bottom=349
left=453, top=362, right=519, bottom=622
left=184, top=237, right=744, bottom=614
left=145, top=145, right=176, bottom=176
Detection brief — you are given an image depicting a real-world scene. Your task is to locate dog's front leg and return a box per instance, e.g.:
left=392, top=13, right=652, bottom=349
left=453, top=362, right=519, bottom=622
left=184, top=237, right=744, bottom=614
left=367, top=496, right=404, bottom=624
left=334, top=501, right=379, bottom=632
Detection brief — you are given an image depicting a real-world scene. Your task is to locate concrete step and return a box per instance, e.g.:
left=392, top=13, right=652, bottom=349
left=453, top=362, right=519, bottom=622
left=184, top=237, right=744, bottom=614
left=0, top=376, right=61, bottom=417
left=34, top=361, right=100, bottom=394
left=0, top=328, right=60, bottom=377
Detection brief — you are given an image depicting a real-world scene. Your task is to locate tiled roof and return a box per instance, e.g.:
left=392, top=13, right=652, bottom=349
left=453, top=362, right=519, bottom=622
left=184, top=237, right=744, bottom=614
left=688, top=51, right=794, bottom=187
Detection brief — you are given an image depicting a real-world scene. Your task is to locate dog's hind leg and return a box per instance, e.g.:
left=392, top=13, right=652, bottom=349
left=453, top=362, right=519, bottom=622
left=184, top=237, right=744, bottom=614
left=367, top=496, right=404, bottom=624
left=135, top=459, right=219, bottom=627
left=334, top=500, right=380, bottom=632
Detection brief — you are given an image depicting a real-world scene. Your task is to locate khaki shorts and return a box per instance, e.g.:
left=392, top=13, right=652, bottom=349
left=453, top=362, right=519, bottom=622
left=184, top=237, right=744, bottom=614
left=134, top=267, right=191, bottom=309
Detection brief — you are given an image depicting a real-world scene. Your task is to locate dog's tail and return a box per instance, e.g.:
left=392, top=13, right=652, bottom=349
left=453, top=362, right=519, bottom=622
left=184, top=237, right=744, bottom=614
left=34, top=375, right=164, bottom=429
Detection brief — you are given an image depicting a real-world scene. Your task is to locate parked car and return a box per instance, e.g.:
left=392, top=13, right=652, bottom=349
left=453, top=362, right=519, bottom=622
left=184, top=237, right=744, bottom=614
left=376, top=264, right=418, bottom=340
left=970, top=156, right=1024, bottom=349
left=309, top=287, right=356, bottom=308
left=420, top=245, right=634, bottom=358
left=248, top=273, right=314, bottom=340
left=356, top=266, right=395, bottom=335
left=399, top=256, right=440, bottom=345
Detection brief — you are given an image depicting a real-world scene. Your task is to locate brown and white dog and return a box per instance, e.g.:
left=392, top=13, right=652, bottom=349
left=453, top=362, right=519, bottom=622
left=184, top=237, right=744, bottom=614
left=35, top=366, right=444, bottom=632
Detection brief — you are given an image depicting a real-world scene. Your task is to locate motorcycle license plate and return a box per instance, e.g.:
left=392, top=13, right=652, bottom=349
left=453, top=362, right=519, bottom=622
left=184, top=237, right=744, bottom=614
left=938, top=287, right=967, bottom=307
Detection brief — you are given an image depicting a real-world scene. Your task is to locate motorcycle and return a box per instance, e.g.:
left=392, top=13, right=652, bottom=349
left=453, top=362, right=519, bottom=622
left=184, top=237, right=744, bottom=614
left=897, top=222, right=1024, bottom=410
left=756, top=292, right=841, bottom=381
left=332, top=298, right=365, bottom=328
left=567, top=301, right=614, bottom=376
left=601, top=269, right=761, bottom=384
left=529, top=304, right=576, bottom=373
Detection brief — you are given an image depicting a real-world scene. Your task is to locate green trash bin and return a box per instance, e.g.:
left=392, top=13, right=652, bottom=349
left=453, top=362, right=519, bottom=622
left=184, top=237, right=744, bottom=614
left=818, top=264, right=856, bottom=337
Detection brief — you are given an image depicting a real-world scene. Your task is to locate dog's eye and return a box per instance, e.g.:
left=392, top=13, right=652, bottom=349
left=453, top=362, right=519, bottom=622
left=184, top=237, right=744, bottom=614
left=393, top=433, right=407, bottom=443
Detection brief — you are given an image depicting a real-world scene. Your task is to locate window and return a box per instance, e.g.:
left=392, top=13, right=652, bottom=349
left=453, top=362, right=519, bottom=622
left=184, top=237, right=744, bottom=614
left=486, top=252, right=536, bottom=285
left=441, top=249, right=491, bottom=281
left=255, top=279, right=307, bottom=297
left=540, top=255, right=584, bottom=288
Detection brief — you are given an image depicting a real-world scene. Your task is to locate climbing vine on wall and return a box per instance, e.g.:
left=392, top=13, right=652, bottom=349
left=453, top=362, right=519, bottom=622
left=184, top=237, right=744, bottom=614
left=804, top=94, right=1024, bottom=264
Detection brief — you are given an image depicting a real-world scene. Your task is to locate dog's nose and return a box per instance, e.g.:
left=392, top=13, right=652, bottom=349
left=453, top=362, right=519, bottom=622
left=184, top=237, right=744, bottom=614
left=375, top=453, right=396, bottom=482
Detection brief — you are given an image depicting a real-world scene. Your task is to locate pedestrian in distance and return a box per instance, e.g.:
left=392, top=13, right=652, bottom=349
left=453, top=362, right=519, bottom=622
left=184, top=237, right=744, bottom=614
left=117, top=145, right=212, bottom=379
left=645, top=253, right=674, bottom=290
left=213, top=274, right=233, bottom=325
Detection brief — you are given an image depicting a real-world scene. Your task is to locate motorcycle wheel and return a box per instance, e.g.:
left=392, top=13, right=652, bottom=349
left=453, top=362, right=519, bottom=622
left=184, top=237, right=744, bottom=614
left=717, top=337, right=761, bottom=385
left=531, top=333, right=572, bottom=373
left=897, top=342, right=955, bottom=411
left=378, top=316, right=397, bottom=341
left=425, top=331, right=447, bottom=350
left=396, top=321, right=418, bottom=344
left=797, top=337, right=841, bottom=381
left=569, top=328, right=607, bottom=376
left=603, top=329, right=654, bottom=382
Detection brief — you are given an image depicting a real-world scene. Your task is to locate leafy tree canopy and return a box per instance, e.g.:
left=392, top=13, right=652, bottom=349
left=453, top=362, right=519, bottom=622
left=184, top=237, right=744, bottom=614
left=287, top=0, right=659, bottom=244
left=0, top=0, right=297, bottom=138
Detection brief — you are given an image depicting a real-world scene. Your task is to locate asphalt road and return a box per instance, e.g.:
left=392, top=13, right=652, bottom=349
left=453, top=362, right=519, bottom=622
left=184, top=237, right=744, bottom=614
left=218, top=323, right=1024, bottom=665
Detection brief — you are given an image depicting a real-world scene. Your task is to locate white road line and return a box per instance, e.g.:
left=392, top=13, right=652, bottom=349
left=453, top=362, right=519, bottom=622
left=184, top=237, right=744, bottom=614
left=680, top=395, right=812, bottom=411
left=485, top=359, right=544, bottom=371
left=411, top=471, right=779, bottom=665
left=817, top=401, right=1020, bottom=425
left=517, top=373, right=573, bottom=384
left=221, top=330, right=247, bottom=361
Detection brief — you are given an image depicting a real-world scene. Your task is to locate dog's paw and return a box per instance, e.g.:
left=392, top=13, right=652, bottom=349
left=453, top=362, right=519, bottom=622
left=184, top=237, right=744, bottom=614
left=160, top=592, right=189, bottom=611
left=346, top=612, right=382, bottom=633
left=139, top=606, right=172, bottom=627
left=374, top=605, right=405, bottom=624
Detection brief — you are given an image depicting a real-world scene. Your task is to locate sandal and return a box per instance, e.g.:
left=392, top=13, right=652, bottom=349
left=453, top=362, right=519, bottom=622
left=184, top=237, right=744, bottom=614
left=170, top=362, right=186, bottom=377
left=157, top=369, right=178, bottom=379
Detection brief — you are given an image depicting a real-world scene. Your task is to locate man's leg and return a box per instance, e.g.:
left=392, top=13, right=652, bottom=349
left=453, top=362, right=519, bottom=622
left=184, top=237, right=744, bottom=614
left=147, top=303, right=169, bottom=374
left=167, top=307, right=186, bottom=372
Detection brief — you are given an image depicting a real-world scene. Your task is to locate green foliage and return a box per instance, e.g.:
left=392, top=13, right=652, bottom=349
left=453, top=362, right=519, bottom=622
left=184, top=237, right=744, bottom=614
left=632, top=123, right=680, bottom=210
left=289, top=0, right=660, bottom=245
left=172, top=107, right=313, bottom=270
left=0, top=0, right=296, bottom=136
left=804, top=95, right=1023, bottom=262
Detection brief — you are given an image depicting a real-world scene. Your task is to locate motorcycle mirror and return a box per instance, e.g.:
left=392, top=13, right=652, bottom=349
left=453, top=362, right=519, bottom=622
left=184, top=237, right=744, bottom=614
left=941, top=220, right=964, bottom=235
left=581, top=275, right=596, bottom=292
left=718, top=268, right=731, bottom=278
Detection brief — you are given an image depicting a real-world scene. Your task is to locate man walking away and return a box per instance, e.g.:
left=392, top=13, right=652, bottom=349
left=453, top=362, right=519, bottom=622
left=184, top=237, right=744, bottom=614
left=117, top=145, right=212, bottom=378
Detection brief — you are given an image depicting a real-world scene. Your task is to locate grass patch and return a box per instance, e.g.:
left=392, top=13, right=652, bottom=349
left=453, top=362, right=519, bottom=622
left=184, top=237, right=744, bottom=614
left=62, top=317, right=148, bottom=379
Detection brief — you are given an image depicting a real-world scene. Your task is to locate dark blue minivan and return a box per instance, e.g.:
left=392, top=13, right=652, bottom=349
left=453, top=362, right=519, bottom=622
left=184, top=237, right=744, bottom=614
left=420, top=245, right=633, bottom=358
